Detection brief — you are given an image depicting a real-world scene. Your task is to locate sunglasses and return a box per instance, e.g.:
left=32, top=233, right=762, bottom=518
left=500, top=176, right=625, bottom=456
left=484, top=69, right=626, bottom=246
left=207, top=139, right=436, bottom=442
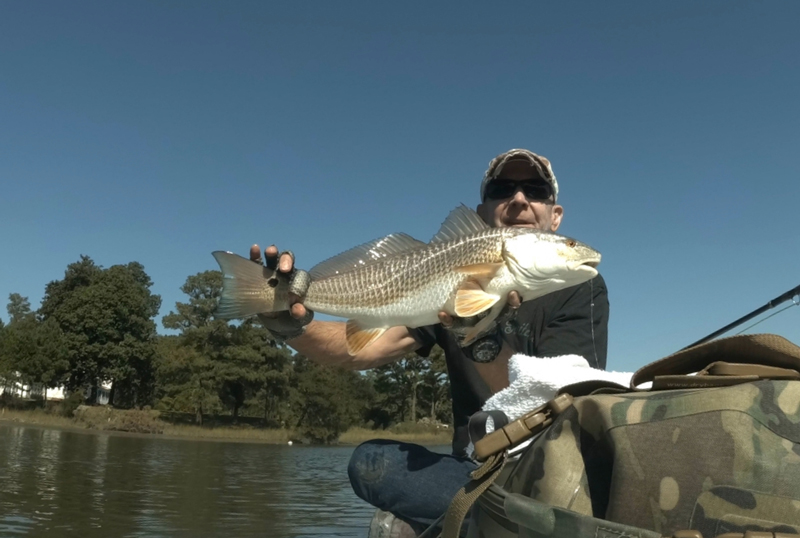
left=484, top=179, right=554, bottom=202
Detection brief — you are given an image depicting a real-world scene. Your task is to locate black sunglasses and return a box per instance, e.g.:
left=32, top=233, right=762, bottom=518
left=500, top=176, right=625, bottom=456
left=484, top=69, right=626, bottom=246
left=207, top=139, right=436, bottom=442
left=484, top=179, right=554, bottom=202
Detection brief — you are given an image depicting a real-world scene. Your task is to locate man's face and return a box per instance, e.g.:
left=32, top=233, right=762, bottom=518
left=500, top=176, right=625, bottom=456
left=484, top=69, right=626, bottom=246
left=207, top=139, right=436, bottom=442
left=477, top=159, right=564, bottom=232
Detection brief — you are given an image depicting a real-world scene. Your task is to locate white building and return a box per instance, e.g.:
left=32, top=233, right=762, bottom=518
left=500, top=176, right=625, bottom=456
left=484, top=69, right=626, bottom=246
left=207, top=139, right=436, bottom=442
left=0, top=375, right=111, bottom=405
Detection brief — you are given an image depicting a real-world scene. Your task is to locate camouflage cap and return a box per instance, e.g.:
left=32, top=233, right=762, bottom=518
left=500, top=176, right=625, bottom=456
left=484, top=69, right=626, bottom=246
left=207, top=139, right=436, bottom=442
left=481, top=149, right=559, bottom=203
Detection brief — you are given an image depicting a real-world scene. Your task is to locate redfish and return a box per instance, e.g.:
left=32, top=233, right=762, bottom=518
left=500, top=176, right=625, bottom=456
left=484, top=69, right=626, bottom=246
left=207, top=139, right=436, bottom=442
left=212, top=206, right=600, bottom=354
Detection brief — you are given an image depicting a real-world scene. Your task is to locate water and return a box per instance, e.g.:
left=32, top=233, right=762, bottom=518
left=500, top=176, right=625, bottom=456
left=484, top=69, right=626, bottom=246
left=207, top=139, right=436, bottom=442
left=0, top=423, right=444, bottom=537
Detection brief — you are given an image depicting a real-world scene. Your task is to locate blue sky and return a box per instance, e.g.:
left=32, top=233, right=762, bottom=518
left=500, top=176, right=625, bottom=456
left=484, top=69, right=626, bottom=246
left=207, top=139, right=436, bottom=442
left=2, top=1, right=798, bottom=372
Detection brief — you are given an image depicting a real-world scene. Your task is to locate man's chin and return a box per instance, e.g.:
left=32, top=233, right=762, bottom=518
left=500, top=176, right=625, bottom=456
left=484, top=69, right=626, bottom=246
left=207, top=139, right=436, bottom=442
left=505, top=222, right=538, bottom=228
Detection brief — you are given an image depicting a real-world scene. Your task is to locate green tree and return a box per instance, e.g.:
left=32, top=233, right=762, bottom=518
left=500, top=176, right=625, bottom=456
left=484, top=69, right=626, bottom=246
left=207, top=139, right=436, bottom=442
left=40, top=256, right=103, bottom=401
left=0, top=316, right=10, bottom=381
left=370, top=354, right=427, bottom=423
left=155, top=335, right=221, bottom=424
left=209, top=319, right=282, bottom=421
left=1, top=294, right=69, bottom=398
left=39, top=256, right=102, bottom=319
left=160, top=271, right=224, bottom=424
left=160, top=270, right=293, bottom=424
left=101, top=263, right=162, bottom=407
left=3, top=318, right=69, bottom=398
left=368, top=347, right=452, bottom=426
left=291, top=355, right=372, bottom=444
left=39, top=257, right=161, bottom=406
left=7, top=293, right=34, bottom=324
left=162, top=271, right=222, bottom=332
left=418, top=346, right=452, bottom=424
left=249, top=354, right=293, bottom=426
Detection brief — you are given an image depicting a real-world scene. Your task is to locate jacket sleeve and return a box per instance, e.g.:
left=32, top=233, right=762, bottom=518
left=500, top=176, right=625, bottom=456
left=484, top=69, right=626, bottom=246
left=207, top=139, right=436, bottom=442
left=535, top=274, right=609, bottom=370
left=407, top=325, right=438, bottom=358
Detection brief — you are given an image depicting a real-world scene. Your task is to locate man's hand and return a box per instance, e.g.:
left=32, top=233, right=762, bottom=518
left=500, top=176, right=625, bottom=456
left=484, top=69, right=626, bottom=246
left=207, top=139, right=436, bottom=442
left=250, top=244, right=313, bottom=342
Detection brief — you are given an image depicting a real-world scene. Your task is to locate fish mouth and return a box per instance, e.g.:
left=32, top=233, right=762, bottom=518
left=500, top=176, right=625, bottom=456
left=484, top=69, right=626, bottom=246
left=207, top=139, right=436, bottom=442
left=568, top=259, right=601, bottom=271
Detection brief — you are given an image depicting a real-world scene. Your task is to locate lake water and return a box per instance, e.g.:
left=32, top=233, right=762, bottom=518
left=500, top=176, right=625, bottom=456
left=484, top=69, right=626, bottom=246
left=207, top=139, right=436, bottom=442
left=0, top=423, right=447, bottom=537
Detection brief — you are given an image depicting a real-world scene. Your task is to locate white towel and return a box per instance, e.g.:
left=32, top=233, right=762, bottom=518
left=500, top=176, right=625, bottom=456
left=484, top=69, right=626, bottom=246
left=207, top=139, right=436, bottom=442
left=469, top=354, right=633, bottom=458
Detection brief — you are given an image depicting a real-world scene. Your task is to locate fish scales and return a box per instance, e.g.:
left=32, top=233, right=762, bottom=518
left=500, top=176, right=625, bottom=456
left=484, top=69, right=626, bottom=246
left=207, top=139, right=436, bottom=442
left=302, top=229, right=510, bottom=324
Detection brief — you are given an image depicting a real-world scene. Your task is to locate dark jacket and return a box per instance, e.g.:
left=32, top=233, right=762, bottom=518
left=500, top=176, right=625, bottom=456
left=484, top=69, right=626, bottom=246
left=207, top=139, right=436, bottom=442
left=409, top=274, right=609, bottom=456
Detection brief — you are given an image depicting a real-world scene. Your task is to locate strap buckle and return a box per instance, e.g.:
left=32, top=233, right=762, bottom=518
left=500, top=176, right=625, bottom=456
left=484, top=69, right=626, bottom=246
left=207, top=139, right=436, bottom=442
left=473, top=393, right=573, bottom=461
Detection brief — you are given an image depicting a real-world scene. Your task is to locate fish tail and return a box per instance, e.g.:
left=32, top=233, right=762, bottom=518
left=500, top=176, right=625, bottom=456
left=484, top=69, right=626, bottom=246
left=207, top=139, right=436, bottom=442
left=212, top=251, right=283, bottom=319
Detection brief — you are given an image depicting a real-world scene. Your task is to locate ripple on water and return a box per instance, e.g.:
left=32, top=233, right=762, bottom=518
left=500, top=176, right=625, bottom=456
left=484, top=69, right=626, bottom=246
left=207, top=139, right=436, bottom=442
left=0, top=425, right=381, bottom=537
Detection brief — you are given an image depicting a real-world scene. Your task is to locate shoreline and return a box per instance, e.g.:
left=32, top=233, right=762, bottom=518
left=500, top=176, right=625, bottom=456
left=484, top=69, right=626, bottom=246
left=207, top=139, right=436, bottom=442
left=0, top=408, right=452, bottom=446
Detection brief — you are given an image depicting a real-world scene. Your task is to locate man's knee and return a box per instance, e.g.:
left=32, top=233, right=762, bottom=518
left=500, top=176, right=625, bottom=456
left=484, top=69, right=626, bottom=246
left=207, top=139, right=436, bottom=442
left=348, top=440, right=390, bottom=503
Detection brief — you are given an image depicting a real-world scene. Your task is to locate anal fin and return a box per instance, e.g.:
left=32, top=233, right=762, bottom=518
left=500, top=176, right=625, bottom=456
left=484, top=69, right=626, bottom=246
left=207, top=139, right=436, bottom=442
left=346, top=320, right=387, bottom=355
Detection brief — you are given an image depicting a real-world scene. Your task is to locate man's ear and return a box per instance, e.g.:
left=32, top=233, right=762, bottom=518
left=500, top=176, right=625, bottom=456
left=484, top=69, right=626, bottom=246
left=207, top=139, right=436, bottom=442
left=550, top=204, right=564, bottom=232
left=476, top=203, right=490, bottom=225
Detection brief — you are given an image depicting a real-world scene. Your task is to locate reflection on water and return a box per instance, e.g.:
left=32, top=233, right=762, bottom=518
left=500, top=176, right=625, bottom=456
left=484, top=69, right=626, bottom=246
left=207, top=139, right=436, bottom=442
left=0, top=424, right=444, bottom=537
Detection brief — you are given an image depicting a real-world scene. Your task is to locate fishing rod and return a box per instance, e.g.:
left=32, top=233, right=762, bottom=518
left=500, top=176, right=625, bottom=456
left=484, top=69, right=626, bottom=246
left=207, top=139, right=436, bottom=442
left=682, top=283, right=800, bottom=350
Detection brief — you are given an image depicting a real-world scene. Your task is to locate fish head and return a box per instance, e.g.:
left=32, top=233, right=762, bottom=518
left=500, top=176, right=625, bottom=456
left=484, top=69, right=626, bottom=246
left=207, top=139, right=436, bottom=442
left=502, top=231, right=601, bottom=298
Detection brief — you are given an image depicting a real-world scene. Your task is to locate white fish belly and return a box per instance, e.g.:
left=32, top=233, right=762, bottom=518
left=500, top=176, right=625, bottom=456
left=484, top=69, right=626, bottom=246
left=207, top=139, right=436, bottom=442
left=306, top=274, right=464, bottom=329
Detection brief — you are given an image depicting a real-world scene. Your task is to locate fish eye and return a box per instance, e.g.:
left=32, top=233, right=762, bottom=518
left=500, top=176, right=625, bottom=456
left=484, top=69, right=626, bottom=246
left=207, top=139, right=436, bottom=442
left=566, top=239, right=577, bottom=247
left=268, top=278, right=279, bottom=288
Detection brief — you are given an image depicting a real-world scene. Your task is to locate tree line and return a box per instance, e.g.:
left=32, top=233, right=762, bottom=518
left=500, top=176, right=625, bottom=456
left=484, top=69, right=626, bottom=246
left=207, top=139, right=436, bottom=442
left=0, top=256, right=452, bottom=442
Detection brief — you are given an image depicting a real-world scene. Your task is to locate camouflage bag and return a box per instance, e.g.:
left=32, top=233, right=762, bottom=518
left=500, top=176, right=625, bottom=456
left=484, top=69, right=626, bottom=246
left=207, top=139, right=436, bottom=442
left=443, top=333, right=800, bottom=538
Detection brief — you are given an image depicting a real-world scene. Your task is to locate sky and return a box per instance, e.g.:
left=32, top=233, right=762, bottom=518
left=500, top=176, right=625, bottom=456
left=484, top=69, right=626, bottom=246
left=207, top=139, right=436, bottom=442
left=1, top=1, right=799, bottom=373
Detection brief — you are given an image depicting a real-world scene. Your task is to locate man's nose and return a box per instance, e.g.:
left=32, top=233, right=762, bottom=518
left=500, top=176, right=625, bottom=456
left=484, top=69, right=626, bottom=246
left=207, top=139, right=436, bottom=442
left=509, top=188, right=528, bottom=205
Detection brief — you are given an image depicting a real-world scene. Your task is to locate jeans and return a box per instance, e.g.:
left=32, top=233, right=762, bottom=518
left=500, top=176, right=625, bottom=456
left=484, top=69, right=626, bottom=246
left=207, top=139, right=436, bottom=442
left=347, top=439, right=477, bottom=527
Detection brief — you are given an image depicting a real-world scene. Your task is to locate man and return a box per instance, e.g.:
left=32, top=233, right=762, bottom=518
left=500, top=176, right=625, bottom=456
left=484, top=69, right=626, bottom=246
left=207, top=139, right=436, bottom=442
left=249, top=149, right=609, bottom=533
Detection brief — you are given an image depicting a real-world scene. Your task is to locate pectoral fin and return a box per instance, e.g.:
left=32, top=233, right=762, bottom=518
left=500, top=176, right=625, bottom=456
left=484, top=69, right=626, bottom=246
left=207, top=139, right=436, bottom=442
left=454, top=282, right=501, bottom=318
left=345, top=320, right=387, bottom=355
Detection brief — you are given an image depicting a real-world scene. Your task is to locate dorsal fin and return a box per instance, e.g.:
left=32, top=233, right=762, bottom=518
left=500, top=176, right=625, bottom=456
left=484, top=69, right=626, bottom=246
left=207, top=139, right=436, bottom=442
left=431, top=205, right=489, bottom=243
left=310, top=233, right=425, bottom=279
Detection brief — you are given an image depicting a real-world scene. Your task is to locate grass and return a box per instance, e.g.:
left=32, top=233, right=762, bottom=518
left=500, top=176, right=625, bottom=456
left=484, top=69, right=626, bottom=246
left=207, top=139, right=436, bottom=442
left=0, top=407, right=452, bottom=445
left=340, top=426, right=451, bottom=445
left=0, top=408, right=79, bottom=429
left=161, top=423, right=293, bottom=443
